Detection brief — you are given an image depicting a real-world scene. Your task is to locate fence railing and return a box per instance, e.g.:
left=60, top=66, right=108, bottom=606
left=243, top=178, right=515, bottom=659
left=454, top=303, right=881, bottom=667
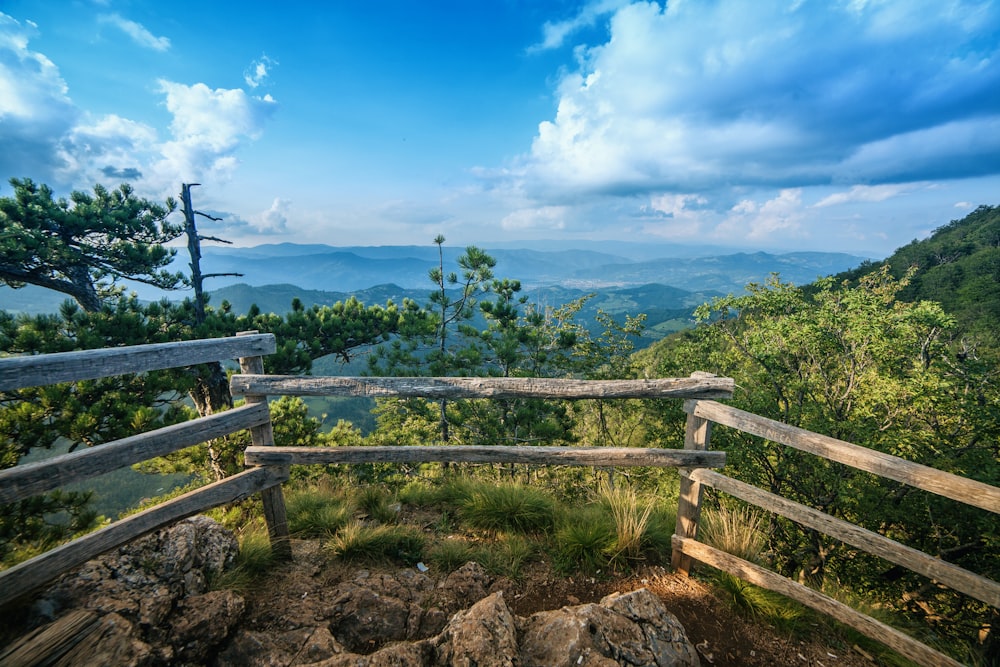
left=4, top=337, right=996, bottom=667
left=0, top=333, right=289, bottom=608
left=672, top=398, right=1000, bottom=667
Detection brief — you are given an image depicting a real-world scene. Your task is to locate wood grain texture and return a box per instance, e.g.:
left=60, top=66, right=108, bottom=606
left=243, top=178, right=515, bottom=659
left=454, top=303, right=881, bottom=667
left=244, top=445, right=725, bottom=468
left=686, top=399, right=1000, bottom=514
left=672, top=537, right=964, bottom=667
left=0, top=466, right=288, bottom=608
left=230, top=374, right=735, bottom=400
left=672, top=410, right=712, bottom=575
left=0, top=403, right=271, bottom=505
left=689, top=468, right=1000, bottom=608
left=0, top=334, right=276, bottom=390
left=237, top=344, right=291, bottom=560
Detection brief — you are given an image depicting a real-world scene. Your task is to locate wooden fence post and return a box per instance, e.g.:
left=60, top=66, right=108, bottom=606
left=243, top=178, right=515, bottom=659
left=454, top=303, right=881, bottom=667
left=671, top=374, right=715, bottom=576
left=237, top=332, right=292, bottom=560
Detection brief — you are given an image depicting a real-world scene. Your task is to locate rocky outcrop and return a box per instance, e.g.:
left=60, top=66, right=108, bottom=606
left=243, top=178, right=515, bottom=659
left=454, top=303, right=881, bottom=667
left=6, top=525, right=699, bottom=667
left=3, top=515, right=243, bottom=666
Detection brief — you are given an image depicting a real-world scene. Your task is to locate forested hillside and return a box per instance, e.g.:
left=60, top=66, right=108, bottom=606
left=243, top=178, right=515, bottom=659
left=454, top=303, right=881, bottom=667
left=836, top=204, right=1000, bottom=342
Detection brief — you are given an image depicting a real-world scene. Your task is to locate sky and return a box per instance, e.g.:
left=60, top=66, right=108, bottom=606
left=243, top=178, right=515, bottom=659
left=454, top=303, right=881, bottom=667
left=1, top=1, right=999, bottom=258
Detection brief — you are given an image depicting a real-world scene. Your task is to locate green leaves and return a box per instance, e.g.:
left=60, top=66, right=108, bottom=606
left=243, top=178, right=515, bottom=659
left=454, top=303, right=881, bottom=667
left=0, top=177, right=184, bottom=311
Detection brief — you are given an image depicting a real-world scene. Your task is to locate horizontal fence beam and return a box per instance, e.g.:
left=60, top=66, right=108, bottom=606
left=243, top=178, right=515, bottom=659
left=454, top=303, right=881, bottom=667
left=672, top=536, right=963, bottom=667
left=0, top=333, right=276, bottom=391
left=0, top=466, right=288, bottom=608
left=231, top=375, right=735, bottom=400
left=686, top=399, right=1000, bottom=515
left=688, top=468, right=1000, bottom=609
left=0, top=403, right=272, bottom=505
left=245, top=445, right=726, bottom=469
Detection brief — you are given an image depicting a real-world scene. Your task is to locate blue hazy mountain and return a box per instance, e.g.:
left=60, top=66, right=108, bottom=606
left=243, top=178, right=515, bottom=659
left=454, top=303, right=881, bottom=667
left=0, top=242, right=870, bottom=318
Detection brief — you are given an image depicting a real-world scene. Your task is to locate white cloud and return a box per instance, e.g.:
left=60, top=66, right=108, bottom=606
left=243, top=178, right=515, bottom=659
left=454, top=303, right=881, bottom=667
left=714, top=189, right=807, bottom=242
left=254, top=197, right=291, bottom=233
left=0, top=13, right=78, bottom=180
left=512, top=0, right=1000, bottom=202
left=501, top=206, right=568, bottom=231
left=151, top=80, right=278, bottom=188
left=813, top=184, right=917, bottom=208
left=98, top=13, right=170, bottom=52
left=529, top=0, right=630, bottom=52
left=244, top=54, right=277, bottom=89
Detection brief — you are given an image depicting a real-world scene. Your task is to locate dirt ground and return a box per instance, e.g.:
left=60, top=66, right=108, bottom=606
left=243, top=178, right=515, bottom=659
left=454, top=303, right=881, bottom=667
left=239, top=539, right=877, bottom=667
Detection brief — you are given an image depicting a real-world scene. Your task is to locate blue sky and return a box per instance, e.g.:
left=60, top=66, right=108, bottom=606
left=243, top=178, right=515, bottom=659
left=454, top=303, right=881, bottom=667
left=1, top=1, right=998, bottom=257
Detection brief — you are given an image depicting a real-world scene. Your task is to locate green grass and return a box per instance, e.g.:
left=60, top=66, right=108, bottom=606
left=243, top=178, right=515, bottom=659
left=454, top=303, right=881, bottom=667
left=209, top=525, right=278, bottom=592
left=285, top=485, right=353, bottom=537
left=325, top=521, right=426, bottom=565
left=553, top=505, right=614, bottom=574
left=426, top=537, right=477, bottom=572
left=475, top=533, right=537, bottom=578
left=459, top=481, right=556, bottom=534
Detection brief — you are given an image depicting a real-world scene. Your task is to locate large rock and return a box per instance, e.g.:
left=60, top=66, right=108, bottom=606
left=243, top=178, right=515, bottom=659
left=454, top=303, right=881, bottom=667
left=520, top=588, right=700, bottom=667
left=8, top=516, right=244, bottom=667
left=307, top=586, right=698, bottom=667
left=434, top=592, right=519, bottom=667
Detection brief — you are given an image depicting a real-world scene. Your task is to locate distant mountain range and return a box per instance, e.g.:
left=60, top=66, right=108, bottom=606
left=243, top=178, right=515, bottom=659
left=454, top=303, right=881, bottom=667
left=0, top=243, right=871, bottom=334
left=178, top=243, right=870, bottom=293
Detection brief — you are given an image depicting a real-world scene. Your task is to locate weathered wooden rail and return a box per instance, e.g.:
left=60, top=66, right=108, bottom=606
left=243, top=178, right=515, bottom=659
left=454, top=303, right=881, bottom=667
left=0, top=333, right=289, bottom=608
left=4, top=335, right=996, bottom=666
left=671, top=398, right=1000, bottom=667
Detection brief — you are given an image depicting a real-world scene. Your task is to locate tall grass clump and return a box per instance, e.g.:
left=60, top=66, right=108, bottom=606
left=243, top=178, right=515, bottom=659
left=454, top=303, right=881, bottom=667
left=209, top=524, right=276, bottom=592
left=325, top=521, right=426, bottom=565
left=700, top=503, right=766, bottom=563
left=475, top=533, right=537, bottom=578
left=553, top=505, right=614, bottom=574
left=460, top=481, right=556, bottom=534
left=358, top=485, right=400, bottom=524
left=426, top=537, right=477, bottom=572
left=600, top=482, right=655, bottom=566
left=285, top=484, right=353, bottom=537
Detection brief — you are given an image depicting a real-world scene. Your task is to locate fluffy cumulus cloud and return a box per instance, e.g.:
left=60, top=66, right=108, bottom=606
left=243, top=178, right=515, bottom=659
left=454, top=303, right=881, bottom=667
left=0, top=12, right=275, bottom=199
left=253, top=197, right=291, bottom=233
left=151, top=81, right=277, bottom=188
left=0, top=14, right=78, bottom=181
left=523, top=0, right=1000, bottom=195
left=501, top=0, right=1000, bottom=246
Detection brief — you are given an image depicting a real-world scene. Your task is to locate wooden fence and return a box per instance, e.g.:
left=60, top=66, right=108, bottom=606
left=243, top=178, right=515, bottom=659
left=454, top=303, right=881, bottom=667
left=0, top=333, right=289, bottom=608
left=3, top=336, right=997, bottom=666
left=671, top=398, right=1000, bottom=667
left=0, top=338, right=731, bottom=610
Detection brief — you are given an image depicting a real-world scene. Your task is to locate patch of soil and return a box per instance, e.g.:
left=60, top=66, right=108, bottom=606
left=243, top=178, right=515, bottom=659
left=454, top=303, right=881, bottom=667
left=238, top=539, right=875, bottom=667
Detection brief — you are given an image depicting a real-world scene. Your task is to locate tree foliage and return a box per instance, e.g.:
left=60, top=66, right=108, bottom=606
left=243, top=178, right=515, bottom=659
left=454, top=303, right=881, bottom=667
left=647, top=267, right=999, bottom=649
left=0, top=178, right=184, bottom=311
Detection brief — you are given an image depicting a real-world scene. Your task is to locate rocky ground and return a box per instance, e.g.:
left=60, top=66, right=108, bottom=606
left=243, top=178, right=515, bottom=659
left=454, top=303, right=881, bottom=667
left=235, top=539, right=875, bottom=667
left=0, top=517, right=880, bottom=666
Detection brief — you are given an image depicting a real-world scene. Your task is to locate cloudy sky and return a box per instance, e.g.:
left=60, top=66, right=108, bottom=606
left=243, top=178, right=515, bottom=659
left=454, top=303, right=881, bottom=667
left=2, top=1, right=998, bottom=257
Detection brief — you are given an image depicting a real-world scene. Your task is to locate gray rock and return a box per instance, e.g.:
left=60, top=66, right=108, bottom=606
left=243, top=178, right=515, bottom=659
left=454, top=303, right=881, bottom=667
left=435, top=591, right=518, bottom=667
left=519, top=588, right=700, bottom=667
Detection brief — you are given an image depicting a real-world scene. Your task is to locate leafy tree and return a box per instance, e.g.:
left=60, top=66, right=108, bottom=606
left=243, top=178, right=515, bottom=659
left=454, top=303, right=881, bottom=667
left=0, top=178, right=184, bottom=312
left=648, top=268, right=999, bottom=650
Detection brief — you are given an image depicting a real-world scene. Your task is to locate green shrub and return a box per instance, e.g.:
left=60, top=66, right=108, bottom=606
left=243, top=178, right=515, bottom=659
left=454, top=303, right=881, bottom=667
left=326, top=521, right=426, bottom=565
left=285, top=486, right=353, bottom=537
left=460, top=482, right=556, bottom=533
left=553, top=506, right=614, bottom=574
left=426, top=537, right=476, bottom=572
